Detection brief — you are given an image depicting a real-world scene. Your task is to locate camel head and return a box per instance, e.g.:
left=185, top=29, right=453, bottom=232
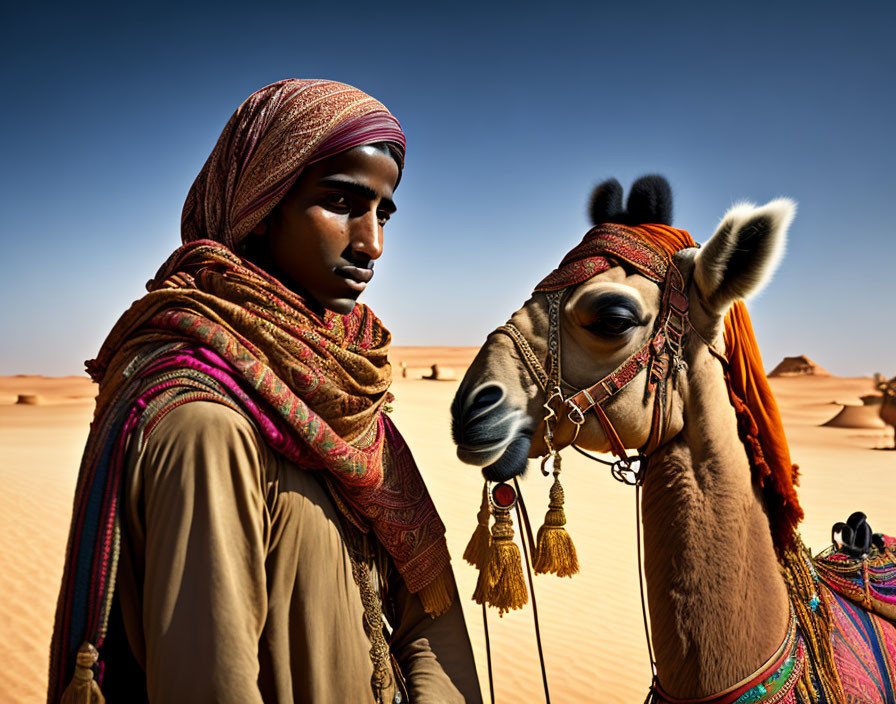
left=451, top=176, right=795, bottom=481
left=875, top=373, right=896, bottom=398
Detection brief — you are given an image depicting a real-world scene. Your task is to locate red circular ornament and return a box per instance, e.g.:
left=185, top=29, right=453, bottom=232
left=491, top=482, right=517, bottom=509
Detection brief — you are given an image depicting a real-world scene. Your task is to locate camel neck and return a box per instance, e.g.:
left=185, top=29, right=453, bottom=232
left=640, top=346, right=790, bottom=698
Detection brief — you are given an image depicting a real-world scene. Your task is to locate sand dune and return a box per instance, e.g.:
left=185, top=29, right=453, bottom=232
left=1, top=365, right=893, bottom=703
left=822, top=404, right=887, bottom=429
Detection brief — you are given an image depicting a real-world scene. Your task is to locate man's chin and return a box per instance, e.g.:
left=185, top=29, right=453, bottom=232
left=321, top=294, right=360, bottom=316
left=260, top=267, right=361, bottom=315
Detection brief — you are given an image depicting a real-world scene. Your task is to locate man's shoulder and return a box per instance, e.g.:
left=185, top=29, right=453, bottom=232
left=143, top=400, right=265, bottom=457
left=157, top=399, right=250, bottom=425
left=153, top=398, right=254, bottom=430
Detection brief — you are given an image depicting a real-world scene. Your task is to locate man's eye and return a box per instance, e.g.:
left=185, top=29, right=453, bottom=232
left=377, top=211, right=390, bottom=227
left=323, top=193, right=350, bottom=210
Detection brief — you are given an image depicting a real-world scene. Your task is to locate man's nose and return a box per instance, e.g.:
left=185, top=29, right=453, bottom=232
left=350, top=209, right=383, bottom=262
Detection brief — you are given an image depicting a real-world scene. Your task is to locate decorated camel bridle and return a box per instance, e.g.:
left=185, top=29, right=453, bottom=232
left=494, top=254, right=690, bottom=483
left=471, top=252, right=693, bottom=703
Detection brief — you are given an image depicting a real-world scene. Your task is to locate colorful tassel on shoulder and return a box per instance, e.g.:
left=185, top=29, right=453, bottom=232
left=60, top=642, right=106, bottom=704
left=472, top=482, right=528, bottom=615
left=533, top=453, right=579, bottom=578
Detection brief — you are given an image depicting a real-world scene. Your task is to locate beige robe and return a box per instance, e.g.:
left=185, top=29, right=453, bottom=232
left=105, top=401, right=481, bottom=703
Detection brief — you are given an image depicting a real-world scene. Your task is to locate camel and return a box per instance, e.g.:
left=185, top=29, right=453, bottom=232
left=874, top=374, right=896, bottom=448
left=451, top=177, right=896, bottom=702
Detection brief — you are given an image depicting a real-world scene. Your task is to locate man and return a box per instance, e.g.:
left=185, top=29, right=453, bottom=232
left=49, top=79, right=481, bottom=703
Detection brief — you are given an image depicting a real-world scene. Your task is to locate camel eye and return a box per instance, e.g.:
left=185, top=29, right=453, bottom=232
left=572, top=291, right=645, bottom=339
left=586, top=312, right=639, bottom=337
left=578, top=293, right=644, bottom=338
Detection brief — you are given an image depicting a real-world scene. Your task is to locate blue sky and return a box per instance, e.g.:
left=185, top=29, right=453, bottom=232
left=2, top=1, right=894, bottom=376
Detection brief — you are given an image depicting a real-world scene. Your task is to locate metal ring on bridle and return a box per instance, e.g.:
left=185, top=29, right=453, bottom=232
left=566, top=405, right=585, bottom=426
left=610, top=455, right=647, bottom=486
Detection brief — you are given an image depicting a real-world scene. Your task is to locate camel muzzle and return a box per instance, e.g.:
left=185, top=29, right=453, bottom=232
left=451, top=382, right=533, bottom=478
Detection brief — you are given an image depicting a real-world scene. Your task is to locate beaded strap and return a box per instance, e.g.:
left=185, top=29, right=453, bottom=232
left=653, top=612, right=804, bottom=704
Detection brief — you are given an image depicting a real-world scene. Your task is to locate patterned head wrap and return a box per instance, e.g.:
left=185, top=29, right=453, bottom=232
left=181, top=79, right=406, bottom=250
left=538, top=222, right=803, bottom=553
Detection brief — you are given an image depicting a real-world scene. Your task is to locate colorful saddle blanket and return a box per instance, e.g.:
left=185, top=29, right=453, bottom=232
left=815, top=534, right=896, bottom=622
left=648, top=536, right=896, bottom=704
left=815, top=535, right=896, bottom=703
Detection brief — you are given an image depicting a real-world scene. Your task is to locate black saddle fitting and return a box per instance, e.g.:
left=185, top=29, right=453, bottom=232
left=832, top=511, right=874, bottom=557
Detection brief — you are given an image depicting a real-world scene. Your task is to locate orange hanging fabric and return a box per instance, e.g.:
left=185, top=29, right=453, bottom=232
left=723, top=301, right=803, bottom=554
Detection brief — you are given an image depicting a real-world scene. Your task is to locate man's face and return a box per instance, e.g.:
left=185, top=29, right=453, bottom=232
left=260, top=144, right=400, bottom=314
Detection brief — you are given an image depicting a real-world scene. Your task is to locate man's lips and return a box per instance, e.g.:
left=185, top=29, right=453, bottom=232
left=335, top=265, right=374, bottom=290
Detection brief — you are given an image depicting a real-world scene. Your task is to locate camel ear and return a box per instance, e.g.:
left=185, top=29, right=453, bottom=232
left=694, top=199, right=795, bottom=313
left=588, top=178, right=624, bottom=225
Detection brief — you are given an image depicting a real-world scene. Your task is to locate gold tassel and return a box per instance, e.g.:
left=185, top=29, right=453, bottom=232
left=797, top=668, right=817, bottom=702
left=533, top=458, right=579, bottom=577
left=61, top=642, right=106, bottom=704
left=463, top=481, right=492, bottom=570
left=418, top=568, right=455, bottom=618
left=472, top=559, right=491, bottom=605
left=780, top=539, right=845, bottom=702
left=484, top=506, right=528, bottom=615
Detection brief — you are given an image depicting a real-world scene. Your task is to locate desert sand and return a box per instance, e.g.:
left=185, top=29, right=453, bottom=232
left=1, top=356, right=893, bottom=703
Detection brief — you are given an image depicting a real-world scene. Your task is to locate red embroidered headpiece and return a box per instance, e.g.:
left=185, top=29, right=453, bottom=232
left=535, top=223, right=697, bottom=291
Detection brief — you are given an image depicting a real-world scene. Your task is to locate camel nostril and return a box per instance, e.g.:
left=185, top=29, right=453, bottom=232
left=464, top=383, right=506, bottom=423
